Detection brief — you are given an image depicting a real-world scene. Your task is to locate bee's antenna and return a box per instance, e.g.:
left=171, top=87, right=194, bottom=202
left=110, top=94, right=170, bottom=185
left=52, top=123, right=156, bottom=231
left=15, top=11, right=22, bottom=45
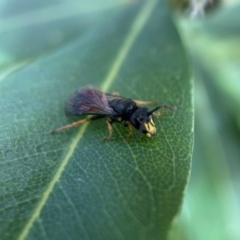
left=149, top=104, right=177, bottom=115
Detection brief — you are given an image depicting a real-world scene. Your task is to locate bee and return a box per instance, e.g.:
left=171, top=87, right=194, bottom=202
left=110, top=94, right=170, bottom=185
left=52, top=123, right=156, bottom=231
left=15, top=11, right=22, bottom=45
left=51, top=86, right=176, bottom=142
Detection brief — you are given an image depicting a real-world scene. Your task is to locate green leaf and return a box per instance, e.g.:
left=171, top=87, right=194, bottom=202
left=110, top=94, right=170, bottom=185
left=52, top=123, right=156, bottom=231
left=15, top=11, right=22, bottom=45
left=171, top=3, right=240, bottom=240
left=0, top=1, right=193, bottom=240
left=178, top=3, right=240, bottom=116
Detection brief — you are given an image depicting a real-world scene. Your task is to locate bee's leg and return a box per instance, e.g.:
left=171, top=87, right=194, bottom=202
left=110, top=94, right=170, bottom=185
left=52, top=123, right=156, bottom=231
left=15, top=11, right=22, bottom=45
left=153, top=112, right=163, bottom=117
left=102, top=120, right=113, bottom=141
left=50, top=116, right=103, bottom=134
left=112, top=91, right=120, bottom=96
left=124, top=121, right=134, bottom=143
left=133, top=100, right=157, bottom=106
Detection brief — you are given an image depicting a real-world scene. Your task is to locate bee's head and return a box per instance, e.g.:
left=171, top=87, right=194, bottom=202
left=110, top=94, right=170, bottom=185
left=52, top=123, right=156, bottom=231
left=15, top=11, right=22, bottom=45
left=129, top=107, right=156, bottom=138
left=129, top=104, right=177, bottom=138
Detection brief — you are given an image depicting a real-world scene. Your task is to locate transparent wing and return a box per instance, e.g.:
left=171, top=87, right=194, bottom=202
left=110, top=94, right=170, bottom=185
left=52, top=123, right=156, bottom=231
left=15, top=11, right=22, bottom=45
left=65, top=86, right=114, bottom=117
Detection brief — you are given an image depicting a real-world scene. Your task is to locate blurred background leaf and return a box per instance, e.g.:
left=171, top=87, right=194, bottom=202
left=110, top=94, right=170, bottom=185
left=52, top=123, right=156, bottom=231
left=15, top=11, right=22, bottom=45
left=0, top=0, right=193, bottom=240
left=169, top=1, right=240, bottom=240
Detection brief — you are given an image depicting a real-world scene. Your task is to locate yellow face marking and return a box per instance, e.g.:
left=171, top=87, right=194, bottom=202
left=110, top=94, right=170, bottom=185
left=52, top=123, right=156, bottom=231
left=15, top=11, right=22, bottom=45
left=144, top=118, right=156, bottom=138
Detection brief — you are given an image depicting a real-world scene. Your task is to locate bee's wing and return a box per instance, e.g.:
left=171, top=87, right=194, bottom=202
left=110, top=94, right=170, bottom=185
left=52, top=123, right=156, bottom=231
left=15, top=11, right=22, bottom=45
left=65, top=86, right=114, bottom=117
left=105, top=93, right=125, bottom=102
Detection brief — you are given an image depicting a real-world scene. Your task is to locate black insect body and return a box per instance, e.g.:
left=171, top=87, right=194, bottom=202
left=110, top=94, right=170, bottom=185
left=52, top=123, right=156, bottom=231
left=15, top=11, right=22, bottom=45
left=51, top=86, right=176, bottom=142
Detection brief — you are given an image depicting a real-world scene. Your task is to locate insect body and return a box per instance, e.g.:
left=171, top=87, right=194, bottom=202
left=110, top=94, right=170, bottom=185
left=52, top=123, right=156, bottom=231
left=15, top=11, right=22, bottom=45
left=51, top=86, right=176, bottom=142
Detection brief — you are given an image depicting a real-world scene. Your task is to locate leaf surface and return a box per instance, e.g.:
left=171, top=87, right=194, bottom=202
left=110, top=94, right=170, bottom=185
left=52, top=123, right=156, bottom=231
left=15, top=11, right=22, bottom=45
left=0, top=1, right=193, bottom=240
